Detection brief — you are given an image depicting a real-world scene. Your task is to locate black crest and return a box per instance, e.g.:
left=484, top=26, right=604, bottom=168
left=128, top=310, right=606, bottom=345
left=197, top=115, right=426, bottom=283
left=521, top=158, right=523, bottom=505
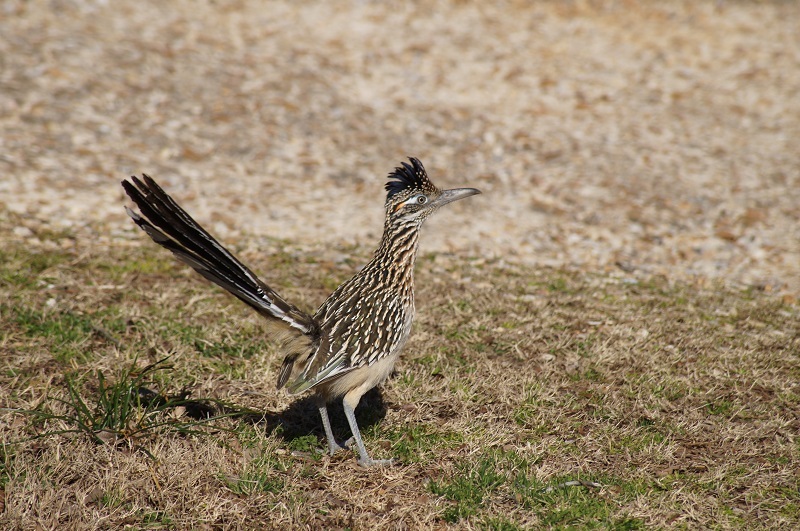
left=385, top=157, right=434, bottom=200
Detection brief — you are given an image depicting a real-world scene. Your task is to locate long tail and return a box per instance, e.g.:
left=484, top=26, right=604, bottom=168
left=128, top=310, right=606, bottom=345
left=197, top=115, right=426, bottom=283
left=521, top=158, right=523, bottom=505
left=122, top=175, right=318, bottom=336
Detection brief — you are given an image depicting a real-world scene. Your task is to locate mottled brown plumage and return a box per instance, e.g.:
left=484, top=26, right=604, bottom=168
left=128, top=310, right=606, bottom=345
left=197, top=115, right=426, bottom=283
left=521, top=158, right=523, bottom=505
left=122, top=158, right=480, bottom=466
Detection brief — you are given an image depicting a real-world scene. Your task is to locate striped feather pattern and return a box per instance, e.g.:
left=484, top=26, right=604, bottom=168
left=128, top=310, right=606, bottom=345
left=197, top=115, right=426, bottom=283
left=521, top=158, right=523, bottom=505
left=124, top=159, right=477, bottom=408
left=122, top=175, right=318, bottom=336
left=284, top=214, right=421, bottom=394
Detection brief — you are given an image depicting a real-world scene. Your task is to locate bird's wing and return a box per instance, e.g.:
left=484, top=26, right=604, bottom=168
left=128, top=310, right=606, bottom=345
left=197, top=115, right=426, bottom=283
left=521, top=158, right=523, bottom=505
left=283, top=280, right=410, bottom=394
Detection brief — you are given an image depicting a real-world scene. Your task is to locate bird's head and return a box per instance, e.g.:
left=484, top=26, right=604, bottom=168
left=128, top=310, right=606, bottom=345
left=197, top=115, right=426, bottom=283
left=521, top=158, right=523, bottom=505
left=384, top=157, right=480, bottom=226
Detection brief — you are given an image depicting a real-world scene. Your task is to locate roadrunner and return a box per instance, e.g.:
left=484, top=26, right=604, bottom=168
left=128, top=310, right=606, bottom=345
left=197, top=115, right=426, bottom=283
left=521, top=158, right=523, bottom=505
left=122, top=158, right=480, bottom=466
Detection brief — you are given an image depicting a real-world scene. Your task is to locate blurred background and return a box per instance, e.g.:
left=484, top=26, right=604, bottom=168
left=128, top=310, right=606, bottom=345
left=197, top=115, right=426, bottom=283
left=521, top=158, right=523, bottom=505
left=1, top=0, right=798, bottom=294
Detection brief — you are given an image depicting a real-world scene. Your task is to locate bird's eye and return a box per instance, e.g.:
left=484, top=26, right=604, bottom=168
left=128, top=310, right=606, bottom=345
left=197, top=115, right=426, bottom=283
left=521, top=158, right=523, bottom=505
left=416, top=195, right=428, bottom=204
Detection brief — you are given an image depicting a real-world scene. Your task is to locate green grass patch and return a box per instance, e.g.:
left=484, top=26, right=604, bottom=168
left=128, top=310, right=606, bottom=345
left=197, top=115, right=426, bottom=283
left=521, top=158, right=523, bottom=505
left=0, top=247, right=72, bottom=288
left=14, top=358, right=240, bottom=448
left=430, top=450, right=646, bottom=528
left=9, top=306, right=114, bottom=363
left=222, top=453, right=286, bottom=496
left=287, top=434, right=323, bottom=455
left=430, top=453, right=507, bottom=523
left=383, top=424, right=464, bottom=463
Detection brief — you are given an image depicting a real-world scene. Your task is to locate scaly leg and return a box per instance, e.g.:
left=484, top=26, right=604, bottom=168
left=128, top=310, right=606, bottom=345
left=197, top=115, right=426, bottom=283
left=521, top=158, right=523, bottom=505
left=342, top=392, right=393, bottom=467
left=318, top=403, right=348, bottom=456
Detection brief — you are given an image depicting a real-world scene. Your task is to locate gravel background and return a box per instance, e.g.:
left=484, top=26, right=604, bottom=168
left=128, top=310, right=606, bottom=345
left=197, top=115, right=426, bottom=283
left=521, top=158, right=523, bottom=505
left=2, top=0, right=798, bottom=294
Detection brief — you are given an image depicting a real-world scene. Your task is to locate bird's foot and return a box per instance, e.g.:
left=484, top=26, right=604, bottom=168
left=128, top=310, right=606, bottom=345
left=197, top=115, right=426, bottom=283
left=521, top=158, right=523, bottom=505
left=357, top=457, right=395, bottom=468
left=325, top=437, right=359, bottom=456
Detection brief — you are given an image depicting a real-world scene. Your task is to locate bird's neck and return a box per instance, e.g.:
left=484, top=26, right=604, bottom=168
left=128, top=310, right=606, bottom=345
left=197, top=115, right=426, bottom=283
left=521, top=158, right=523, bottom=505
left=373, top=220, right=422, bottom=279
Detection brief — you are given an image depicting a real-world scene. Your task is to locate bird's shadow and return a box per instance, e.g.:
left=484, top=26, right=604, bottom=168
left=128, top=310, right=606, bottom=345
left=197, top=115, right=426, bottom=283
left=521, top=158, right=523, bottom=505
left=144, top=386, right=388, bottom=446
left=242, top=387, right=388, bottom=444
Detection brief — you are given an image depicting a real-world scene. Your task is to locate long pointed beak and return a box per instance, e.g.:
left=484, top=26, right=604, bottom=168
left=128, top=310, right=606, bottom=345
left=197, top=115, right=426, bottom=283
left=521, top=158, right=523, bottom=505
left=434, top=187, right=481, bottom=207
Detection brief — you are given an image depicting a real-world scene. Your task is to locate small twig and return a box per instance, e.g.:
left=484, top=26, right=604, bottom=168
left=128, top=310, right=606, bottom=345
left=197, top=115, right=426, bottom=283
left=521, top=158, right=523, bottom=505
left=91, top=324, right=123, bottom=349
left=149, top=463, right=162, bottom=493
left=543, top=480, right=603, bottom=493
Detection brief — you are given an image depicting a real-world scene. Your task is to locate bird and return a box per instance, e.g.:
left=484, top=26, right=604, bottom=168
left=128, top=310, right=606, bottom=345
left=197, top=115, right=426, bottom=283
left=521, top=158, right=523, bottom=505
left=121, top=157, right=480, bottom=466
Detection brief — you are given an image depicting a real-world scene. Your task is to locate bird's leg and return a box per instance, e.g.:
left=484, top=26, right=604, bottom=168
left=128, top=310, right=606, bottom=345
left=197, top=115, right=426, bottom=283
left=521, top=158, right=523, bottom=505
left=342, top=392, right=394, bottom=468
left=318, top=403, right=348, bottom=455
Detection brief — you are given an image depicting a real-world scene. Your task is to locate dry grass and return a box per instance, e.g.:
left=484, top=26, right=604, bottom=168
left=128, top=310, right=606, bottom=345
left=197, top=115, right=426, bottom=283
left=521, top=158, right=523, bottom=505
left=1, top=231, right=798, bottom=529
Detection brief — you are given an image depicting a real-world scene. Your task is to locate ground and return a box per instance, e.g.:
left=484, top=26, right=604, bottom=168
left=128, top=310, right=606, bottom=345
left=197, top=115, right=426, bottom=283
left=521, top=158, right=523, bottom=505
left=1, top=0, right=799, bottom=529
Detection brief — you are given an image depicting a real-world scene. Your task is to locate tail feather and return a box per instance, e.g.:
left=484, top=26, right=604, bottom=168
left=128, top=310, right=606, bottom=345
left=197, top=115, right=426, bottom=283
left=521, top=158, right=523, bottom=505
left=122, top=175, right=318, bottom=336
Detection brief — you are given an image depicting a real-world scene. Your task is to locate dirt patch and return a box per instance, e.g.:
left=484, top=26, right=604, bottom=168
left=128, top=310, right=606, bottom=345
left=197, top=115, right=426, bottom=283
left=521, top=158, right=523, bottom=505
left=1, top=0, right=798, bottom=294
